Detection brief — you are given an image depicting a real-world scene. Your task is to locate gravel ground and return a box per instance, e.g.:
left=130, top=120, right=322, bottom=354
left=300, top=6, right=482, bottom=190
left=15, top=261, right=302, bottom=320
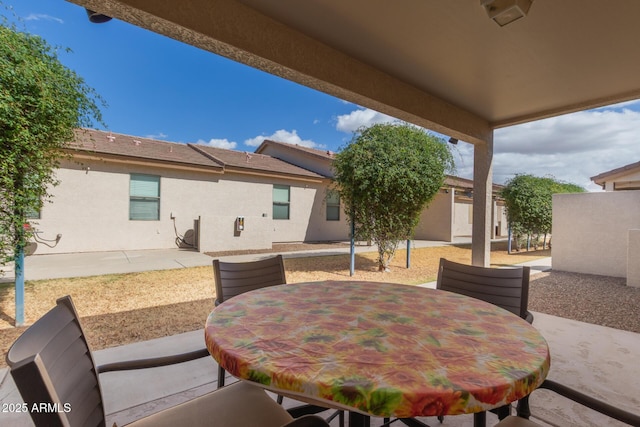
left=529, top=271, right=640, bottom=333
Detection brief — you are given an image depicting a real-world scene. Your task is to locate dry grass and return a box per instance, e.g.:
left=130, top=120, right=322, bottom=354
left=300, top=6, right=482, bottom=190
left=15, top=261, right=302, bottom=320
left=0, top=242, right=548, bottom=368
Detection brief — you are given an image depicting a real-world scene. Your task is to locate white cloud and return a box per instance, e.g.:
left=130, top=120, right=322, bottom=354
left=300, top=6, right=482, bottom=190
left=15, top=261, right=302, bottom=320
left=448, top=143, right=475, bottom=180
left=244, top=129, right=321, bottom=148
left=25, top=14, right=64, bottom=24
left=335, top=108, right=398, bottom=133
left=145, top=132, right=168, bottom=140
left=450, top=105, right=640, bottom=191
left=331, top=104, right=639, bottom=192
left=196, top=138, right=237, bottom=149
left=592, top=99, right=640, bottom=111
left=495, top=109, right=640, bottom=155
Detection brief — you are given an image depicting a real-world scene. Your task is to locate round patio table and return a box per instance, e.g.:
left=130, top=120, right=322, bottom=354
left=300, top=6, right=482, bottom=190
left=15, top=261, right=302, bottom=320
left=205, top=280, right=550, bottom=425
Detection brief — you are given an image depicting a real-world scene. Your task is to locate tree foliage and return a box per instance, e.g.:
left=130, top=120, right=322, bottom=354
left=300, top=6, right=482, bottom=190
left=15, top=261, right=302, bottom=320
left=0, top=20, right=104, bottom=271
left=333, top=123, right=454, bottom=271
left=501, top=174, right=585, bottom=245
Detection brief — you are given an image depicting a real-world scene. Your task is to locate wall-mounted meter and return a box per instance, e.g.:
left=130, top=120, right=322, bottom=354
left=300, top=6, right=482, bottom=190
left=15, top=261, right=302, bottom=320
left=236, top=216, right=245, bottom=232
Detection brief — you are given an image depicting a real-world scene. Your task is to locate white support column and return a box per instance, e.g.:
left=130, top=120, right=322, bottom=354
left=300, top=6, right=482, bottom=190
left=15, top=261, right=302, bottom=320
left=472, top=132, right=494, bottom=267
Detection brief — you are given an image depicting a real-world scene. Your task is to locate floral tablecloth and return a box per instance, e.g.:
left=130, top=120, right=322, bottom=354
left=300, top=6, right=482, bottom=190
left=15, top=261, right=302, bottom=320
left=205, top=280, right=550, bottom=418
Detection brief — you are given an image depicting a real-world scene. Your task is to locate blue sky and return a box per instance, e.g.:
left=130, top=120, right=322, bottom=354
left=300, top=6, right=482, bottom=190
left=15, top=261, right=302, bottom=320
left=5, top=0, right=640, bottom=191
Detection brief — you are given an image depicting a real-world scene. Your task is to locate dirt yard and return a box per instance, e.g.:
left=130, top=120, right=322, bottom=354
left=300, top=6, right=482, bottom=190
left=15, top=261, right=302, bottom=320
left=1, top=241, right=551, bottom=368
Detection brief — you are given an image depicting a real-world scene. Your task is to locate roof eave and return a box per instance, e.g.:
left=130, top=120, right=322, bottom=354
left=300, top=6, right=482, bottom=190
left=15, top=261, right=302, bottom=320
left=67, top=150, right=225, bottom=174
left=223, top=165, right=326, bottom=183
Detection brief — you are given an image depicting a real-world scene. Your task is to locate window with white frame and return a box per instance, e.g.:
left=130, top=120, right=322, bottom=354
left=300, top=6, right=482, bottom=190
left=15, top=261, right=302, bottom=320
left=273, top=184, right=290, bottom=220
left=326, top=190, right=340, bottom=221
left=130, top=174, right=160, bottom=220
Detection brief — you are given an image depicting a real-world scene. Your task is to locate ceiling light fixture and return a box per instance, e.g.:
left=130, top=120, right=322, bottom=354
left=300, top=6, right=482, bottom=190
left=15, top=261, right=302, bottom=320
left=481, top=0, right=532, bottom=27
left=85, top=8, right=112, bottom=24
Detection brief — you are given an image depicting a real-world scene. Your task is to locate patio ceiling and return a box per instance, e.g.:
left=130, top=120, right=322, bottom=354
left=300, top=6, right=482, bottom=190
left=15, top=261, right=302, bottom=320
left=69, top=0, right=640, bottom=145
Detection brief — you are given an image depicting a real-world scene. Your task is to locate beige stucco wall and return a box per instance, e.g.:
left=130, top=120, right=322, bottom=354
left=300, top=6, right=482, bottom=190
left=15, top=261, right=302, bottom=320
left=628, top=230, right=640, bottom=287
left=552, top=191, right=640, bottom=278
left=453, top=198, right=473, bottom=237
left=299, top=185, right=350, bottom=242
left=29, top=160, right=349, bottom=255
left=414, top=192, right=454, bottom=241
left=494, top=202, right=508, bottom=237
left=411, top=191, right=505, bottom=242
left=269, top=179, right=349, bottom=243
left=30, top=159, right=201, bottom=255
left=197, top=173, right=275, bottom=253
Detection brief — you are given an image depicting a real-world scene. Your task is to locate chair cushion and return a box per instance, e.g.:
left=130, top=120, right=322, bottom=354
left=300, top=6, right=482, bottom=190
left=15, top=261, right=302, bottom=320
left=127, top=381, right=293, bottom=427
left=495, top=415, right=541, bottom=427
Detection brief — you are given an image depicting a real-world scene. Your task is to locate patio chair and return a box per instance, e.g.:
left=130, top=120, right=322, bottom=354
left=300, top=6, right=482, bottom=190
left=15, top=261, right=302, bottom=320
left=494, top=379, right=640, bottom=426
left=5, top=295, right=331, bottom=427
left=213, top=254, right=287, bottom=306
left=386, top=259, right=535, bottom=427
left=213, top=255, right=287, bottom=387
left=436, top=258, right=533, bottom=422
left=213, top=255, right=344, bottom=427
left=436, top=258, right=533, bottom=323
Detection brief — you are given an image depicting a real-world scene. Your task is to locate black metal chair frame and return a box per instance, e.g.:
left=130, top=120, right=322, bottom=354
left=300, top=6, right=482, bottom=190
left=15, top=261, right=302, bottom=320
left=6, top=295, right=331, bottom=427
left=212, top=255, right=344, bottom=426
left=386, top=259, right=534, bottom=427
left=500, top=379, right=640, bottom=426
left=213, top=255, right=287, bottom=387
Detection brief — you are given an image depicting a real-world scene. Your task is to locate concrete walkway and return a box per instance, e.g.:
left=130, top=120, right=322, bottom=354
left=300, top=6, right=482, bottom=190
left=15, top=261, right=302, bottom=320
left=3, top=236, right=553, bottom=282
left=1, top=244, right=637, bottom=426
left=2, top=237, right=477, bottom=282
left=1, top=248, right=214, bottom=282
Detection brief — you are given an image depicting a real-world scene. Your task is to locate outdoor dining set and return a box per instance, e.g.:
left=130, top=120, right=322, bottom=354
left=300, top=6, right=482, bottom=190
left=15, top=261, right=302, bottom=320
left=6, top=255, right=640, bottom=426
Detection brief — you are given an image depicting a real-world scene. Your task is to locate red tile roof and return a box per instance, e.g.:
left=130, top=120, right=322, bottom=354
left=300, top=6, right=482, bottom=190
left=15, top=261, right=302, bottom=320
left=190, top=144, right=323, bottom=178
left=69, top=130, right=499, bottom=190
left=255, top=140, right=335, bottom=160
left=70, top=129, right=223, bottom=170
left=69, top=129, right=324, bottom=180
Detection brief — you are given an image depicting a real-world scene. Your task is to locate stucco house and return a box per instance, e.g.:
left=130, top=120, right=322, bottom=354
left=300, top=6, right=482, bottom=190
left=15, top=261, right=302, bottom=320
left=28, top=129, right=346, bottom=255
left=27, top=129, right=505, bottom=255
left=591, top=160, right=640, bottom=191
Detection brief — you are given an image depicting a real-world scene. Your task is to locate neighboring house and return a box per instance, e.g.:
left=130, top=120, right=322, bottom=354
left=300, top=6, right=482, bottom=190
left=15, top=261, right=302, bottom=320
left=28, top=130, right=506, bottom=255
left=590, top=160, right=640, bottom=191
left=29, top=129, right=347, bottom=255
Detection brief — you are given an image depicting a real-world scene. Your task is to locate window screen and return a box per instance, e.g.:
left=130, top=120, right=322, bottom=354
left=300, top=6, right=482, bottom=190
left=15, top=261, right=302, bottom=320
left=273, top=185, right=290, bottom=220
left=326, top=190, right=340, bottom=221
left=130, top=174, right=160, bottom=220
